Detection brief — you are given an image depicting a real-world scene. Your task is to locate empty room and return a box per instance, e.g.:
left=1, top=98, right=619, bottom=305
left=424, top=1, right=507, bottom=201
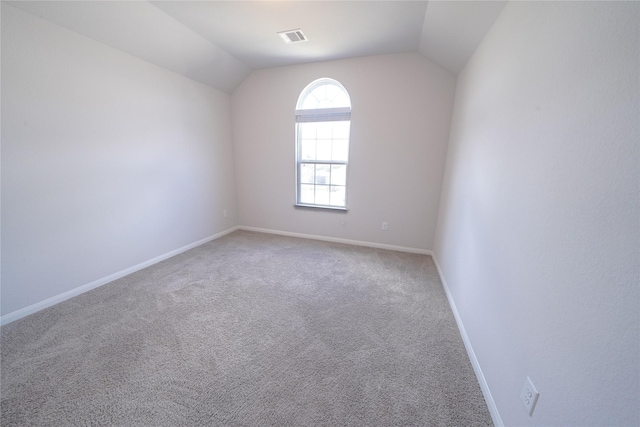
left=1, top=1, right=638, bottom=426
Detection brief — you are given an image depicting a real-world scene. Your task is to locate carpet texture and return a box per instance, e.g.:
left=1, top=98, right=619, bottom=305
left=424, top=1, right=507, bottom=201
left=1, top=230, right=492, bottom=426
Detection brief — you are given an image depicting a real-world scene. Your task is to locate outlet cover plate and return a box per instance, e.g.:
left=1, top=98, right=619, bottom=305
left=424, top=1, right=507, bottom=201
left=520, top=376, right=539, bottom=416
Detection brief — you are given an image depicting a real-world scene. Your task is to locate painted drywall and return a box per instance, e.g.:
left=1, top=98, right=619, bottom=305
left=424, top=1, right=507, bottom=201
left=232, top=53, right=455, bottom=250
left=434, top=2, right=639, bottom=426
left=1, top=4, right=238, bottom=317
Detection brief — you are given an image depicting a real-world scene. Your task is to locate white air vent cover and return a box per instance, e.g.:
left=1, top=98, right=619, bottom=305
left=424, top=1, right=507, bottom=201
left=277, top=29, right=308, bottom=44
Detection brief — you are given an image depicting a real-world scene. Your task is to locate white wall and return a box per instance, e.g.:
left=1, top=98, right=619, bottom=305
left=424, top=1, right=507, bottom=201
left=434, top=2, right=639, bottom=426
left=232, top=53, right=455, bottom=250
left=1, top=4, right=238, bottom=318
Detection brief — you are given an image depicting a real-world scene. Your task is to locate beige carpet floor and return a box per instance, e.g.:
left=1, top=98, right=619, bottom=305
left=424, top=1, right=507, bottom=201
left=1, top=230, right=492, bottom=426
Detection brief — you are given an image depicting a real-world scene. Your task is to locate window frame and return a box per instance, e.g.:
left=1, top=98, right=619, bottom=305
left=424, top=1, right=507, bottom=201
left=294, top=78, right=352, bottom=211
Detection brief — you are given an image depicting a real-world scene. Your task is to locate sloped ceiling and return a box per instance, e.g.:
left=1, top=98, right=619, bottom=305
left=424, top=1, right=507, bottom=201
left=419, top=0, right=508, bottom=74
left=6, top=1, right=507, bottom=93
left=150, top=1, right=429, bottom=69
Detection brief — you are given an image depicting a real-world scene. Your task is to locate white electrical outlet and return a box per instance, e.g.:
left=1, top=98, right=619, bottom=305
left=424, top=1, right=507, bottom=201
left=381, top=222, right=388, bottom=231
left=520, top=377, right=539, bottom=416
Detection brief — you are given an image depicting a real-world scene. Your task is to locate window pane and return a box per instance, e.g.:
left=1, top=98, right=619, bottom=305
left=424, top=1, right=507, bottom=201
left=309, top=86, right=326, bottom=103
left=325, top=84, right=341, bottom=104
left=315, top=164, right=330, bottom=185
left=316, top=122, right=333, bottom=140
left=300, top=164, right=315, bottom=184
left=331, top=92, right=350, bottom=108
left=316, top=185, right=330, bottom=205
left=332, top=139, right=349, bottom=162
left=332, top=122, right=350, bottom=139
left=300, top=184, right=315, bottom=204
left=303, top=83, right=350, bottom=109
left=330, top=186, right=346, bottom=207
left=299, top=123, right=317, bottom=140
left=316, top=140, right=331, bottom=161
left=309, top=86, right=321, bottom=99
left=300, top=139, right=316, bottom=160
left=301, top=95, right=318, bottom=110
left=331, top=165, right=346, bottom=186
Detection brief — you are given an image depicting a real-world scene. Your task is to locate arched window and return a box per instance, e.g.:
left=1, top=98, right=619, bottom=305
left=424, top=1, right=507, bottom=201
left=295, top=78, right=351, bottom=209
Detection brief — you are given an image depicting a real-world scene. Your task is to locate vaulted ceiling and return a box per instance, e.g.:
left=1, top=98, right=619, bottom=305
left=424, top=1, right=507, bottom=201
left=7, top=1, right=508, bottom=93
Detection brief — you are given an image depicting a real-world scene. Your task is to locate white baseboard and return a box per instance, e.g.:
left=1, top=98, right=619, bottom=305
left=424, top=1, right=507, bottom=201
left=431, top=253, right=503, bottom=427
left=238, top=226, right=433, bottom=255
left=0, top=226, right=239, bottom=326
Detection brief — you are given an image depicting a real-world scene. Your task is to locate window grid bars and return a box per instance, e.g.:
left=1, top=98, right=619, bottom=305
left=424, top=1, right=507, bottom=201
left=297, top=118, right=344, bottom=205
left=298, top=162, right=347, bottom=206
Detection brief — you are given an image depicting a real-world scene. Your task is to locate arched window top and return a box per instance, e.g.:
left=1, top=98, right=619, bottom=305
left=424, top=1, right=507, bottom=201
left=296, top=78, right=351, bottom=111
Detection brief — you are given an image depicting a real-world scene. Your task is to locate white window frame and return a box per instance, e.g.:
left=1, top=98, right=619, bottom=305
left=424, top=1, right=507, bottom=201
left=294, top=78, right=351, bottom=210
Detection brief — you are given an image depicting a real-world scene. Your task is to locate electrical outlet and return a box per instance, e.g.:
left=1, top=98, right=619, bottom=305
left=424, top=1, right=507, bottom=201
left=223, top=210, right=227, bottom=218
left=520, top=377, right=539, bottom=416
left=381, top=222, right=388, bottom=231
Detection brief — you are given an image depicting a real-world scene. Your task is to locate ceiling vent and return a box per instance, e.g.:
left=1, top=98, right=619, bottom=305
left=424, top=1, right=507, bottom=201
left=277, top=29, right=308, bottom=44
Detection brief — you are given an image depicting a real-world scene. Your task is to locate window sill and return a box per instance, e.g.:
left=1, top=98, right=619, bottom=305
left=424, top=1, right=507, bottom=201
left=294, top=203, right=348, bottom=212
